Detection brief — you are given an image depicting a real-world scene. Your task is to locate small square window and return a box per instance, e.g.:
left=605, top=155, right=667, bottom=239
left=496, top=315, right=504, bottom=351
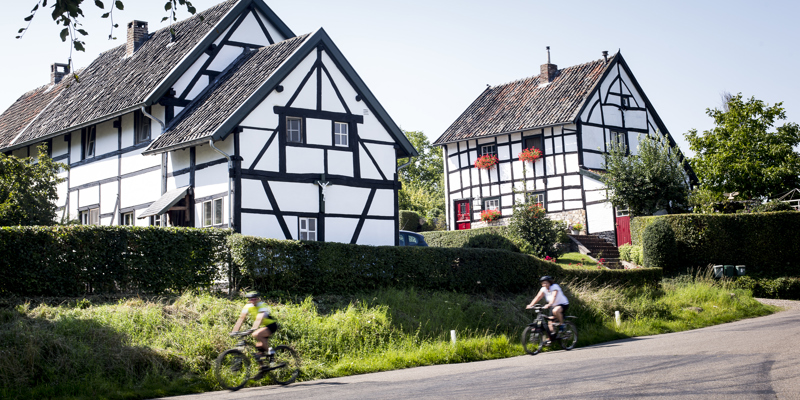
left=287, top=117, right=302, bottom=143
left=528, top=192, right=546, bottom=209
left=80, top=208, right=100, bottom=225
left=621, top=97, right=630, bottom=108
left=611, top=131, right=627, bottom=148
left=122, top=212, right=134, bottom=226
left=150, top=215, right=162, bottom=226
left=334, top=122, right=348, bottom=146
left=524, top=136, right=544, bottom=155
left=299, top=217, right=317, bottom=241
left=481, top=144, right=497, bottom=156
left=484, top=198, right=500, bottom=211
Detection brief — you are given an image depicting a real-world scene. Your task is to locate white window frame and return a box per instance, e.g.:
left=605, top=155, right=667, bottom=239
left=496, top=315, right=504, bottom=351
left=84, top=126, right=96, bottom=160
left=122, top=212, right=134, bottom=226
left=334, top=122, right=348, bottom=147
left=481, top=144, right=497, bottom=156
left=299, top=217, right=317, bottom=241
left=149, top=214, right=162, bottom=226
left=610, top=131, right=627, bottom=148
left=80, top=208, right=99, bottom=225
left=287, top=117, right=302, bottom=143
left=484, top=198, right=500, bottom=211
left=203, top=199, right=224, bottom=227
left=528, top=192, right=546, bottom=209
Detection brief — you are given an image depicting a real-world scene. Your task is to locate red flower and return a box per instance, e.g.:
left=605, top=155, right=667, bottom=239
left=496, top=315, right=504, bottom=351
left=474, top=154, right=499, bottom=170
left=518, top=147, right=542, bottom=163
left=480, top=209, right=501, bottom=222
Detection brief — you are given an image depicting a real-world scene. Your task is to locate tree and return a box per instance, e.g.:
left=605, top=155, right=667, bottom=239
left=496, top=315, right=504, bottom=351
left=397, top=131, right=445, bottom=223
left=601, top=133, right=690, bottom=216
left=17, top=1, right=198, bottom=53
left=0, top=144, right=68, bottom=226
left=686, top=94, right=800, bottom=200
left=508, top=200, right=564, bottom=258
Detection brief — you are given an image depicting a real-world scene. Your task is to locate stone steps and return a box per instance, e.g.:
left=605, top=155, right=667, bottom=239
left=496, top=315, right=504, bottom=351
left=568, top=234, right=621, bottom=268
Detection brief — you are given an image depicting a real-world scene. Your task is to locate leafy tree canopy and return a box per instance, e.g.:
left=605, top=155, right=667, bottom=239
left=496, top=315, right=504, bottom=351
left=0, top=144, right=68, bottom=226
left=601, top=133, right=690, bottom=216
left=397, top=131, right=444, bottom=222
left=686, top=94, right=800, bottom=200
left=18, top=0, right=198, bottom=53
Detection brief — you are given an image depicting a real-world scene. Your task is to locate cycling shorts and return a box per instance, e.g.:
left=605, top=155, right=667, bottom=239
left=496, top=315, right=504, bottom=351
left=554, top=304, right=569, bottom=315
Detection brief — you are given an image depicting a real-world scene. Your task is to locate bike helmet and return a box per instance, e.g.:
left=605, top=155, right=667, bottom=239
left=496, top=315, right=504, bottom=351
left=245, top=291, right=260, bottom=299
left=539, top=276, right=554, bottom=283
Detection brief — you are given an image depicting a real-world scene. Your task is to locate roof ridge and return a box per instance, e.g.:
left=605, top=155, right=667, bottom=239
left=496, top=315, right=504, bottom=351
left=490, top=56, right=609, bottom=89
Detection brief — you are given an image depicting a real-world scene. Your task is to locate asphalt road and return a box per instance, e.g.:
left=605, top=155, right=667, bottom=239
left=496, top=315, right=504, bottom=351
left=162, top=301, right=800, bottom=400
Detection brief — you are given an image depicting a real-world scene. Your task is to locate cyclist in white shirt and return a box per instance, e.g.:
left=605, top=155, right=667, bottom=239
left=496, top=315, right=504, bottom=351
left=526, top=276, right=570, bottom=343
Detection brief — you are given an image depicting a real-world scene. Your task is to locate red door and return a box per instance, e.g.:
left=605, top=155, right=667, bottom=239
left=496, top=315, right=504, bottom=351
left=455, top=200, right=471, bottom=230
left=615, top=208, right=631, bottom=246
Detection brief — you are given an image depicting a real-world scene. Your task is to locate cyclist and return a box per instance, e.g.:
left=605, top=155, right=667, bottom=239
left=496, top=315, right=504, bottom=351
left=231, top=292, right=278, bottom=363
left=526, top=276, right=569, bottom=344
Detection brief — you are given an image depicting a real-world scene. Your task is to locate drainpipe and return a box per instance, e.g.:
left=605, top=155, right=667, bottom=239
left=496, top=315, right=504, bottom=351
left=209, top=139, right=233, bottom=230
left=397, top=157, right=413, bottom=172
left=142, top=106, right=168, bottom=225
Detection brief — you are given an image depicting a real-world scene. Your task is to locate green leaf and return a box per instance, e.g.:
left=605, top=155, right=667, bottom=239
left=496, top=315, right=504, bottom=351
left=59, top=28, right=69, bottom=42
left=77, top=29, right=88, bottom=36
left=161, top=16, right=168, bottom=22
left=101, top=12, right=109, bottom=18
left=94, top=0, right=104, bottom=8
left=114, top=0, right=123, bottom=10
left=24, top=14, right=34, bottom=22
left=73, top=40, right=85, bottom=52
left=164, top=2, right=172, bottom=11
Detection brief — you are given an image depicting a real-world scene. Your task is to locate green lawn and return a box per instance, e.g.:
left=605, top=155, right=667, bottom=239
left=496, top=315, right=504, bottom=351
left=554, top=252, right=603, bottom=270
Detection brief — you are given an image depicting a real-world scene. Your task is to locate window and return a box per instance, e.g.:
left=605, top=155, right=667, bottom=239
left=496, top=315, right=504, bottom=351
left=483, top=197, right=500, bottom=211
left=481, top=144, right=497, bottom=156
left=122, top=212, right=134, bottom=226
left=610, top=131, right=627, bottom=148
left=80, top=208, right=99, bottom=225
left=616, top=208, right=630, bottom=217
left=334, top=122, right=348, bottom=146
left=135, top=110, right=151, bottom=144
left=286, top=117, right=302, bottom=143
left=299, top=217, right=317, bottom=241
left=84, top=126, right=96, bottom=159
left=524, top=135, right=544, bottom=154
left=528, top=192, right=546, bottom=208
left=149, top=214, right=162, bottom=226
left=203, top=199, right=223, bottom=227
left=621, top=97, right=630, bottom=108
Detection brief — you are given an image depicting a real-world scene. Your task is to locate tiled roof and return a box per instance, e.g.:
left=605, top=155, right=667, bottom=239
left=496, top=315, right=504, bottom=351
left=146, top=33, right=309, bottom=153
left=434, top=57, right=612, bottom=145
left=0, top=81, right=67, bottom=149
left=5, top=0, right=239, bottom=149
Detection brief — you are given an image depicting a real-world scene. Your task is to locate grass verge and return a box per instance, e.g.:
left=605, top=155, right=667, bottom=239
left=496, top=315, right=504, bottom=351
left=0, top=275, right=776, bottom=399
left=556, top=252, right=602, bottom=269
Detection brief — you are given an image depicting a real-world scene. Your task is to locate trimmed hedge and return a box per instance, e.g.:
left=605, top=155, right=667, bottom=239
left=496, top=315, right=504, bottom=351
left=732, top=276, right=800, bottom=300
left=632, top=211, right=800, bottom=276
left=0, top=226, right=230, bottom=296
left=421, top=226, right=514, bottom=248
left=228, top=234, right=662, bottom=294
left=642, top=219, right=677, bottom=270
left=399, top=210, right=421, bottom=231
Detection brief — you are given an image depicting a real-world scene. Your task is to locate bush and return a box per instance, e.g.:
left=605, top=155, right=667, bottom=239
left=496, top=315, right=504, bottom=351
left=228, top=234, right=661, bottom=295
left=0, top=226, right=230, bottom=296
left=399, top=210, right=421, bottom=231
left=463, top=233, right=520, bottom=252
left=732, top=276, right=800, bottom=300
left=633, top=211, right=800, bottom=277
left=739, top=200, right=796, bottom=213
left=422, top=226, right=512, bottom=248
left=508, top=201, right=563, bottom=258
left=619, top=244, right=644, bottom=266
left=642, top=219, right=676, bottom=271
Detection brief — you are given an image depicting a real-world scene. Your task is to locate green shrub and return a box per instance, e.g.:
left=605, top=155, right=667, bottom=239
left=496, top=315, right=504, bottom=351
left=739, top=200, right=796, bottom=213
left=631, top=246, right=643, bottom=265
left=508, top=201, right=563, bottom=258
left=0, top=226, right=230, bottom=296
left=634, top=211, right=800, bottom=276
left=732, top=276, right=800, bottom=300
left=642, top=219, right=676, bottom=271
left=619, top=244, right=632, bottom=261
left=619, top=244, right=644, bottom=266
left=422, top=226, right=512, bottom=248
left=399, top=210, right=421, bottom=231
left=462, top=232, right=520, bottom=252
left=228, top=234, right=661, bottom=295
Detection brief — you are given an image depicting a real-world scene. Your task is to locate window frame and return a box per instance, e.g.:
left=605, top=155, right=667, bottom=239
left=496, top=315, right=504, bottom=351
left=149, top=214, right=162, bottom=227
left=483, top=197, right=500, bottom=211
left=334, top=121, right=349, bottom=147
left=134, top=109, right=152, bottom=144
left=524, top=135, right=545, bottom=156
left=286, top=116, right=303, bottom=143
left=610, top=130, right=628, bottom=149
left=83, top=126, right=96, bottom=160
left=481, top=144, right=497, bottom=156
left=299, top=217, right=317, bottom=241
left=528, top=191, right=546, bottom=209
left=122, top=212, right=134, bottom=226
left=213, top=198, right=223, bottom=226
left=80, top=207, right=100, bottom=225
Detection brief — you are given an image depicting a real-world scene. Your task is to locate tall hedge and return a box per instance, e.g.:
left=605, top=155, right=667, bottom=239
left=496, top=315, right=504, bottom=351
left=632, top=211, right=800, bottom=276
left=228, top=234, right=661, bottom=294
left=0, top=226, right=230, bottom=296
left=421, top=227, right=514, bottom=248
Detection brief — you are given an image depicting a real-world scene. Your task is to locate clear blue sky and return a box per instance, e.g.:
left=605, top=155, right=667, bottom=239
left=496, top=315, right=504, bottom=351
left=2, top=0, right=799, bottom=156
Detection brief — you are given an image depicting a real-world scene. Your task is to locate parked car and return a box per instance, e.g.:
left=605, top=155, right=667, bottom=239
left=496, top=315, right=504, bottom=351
left=399, top=230, right=428, bottom=247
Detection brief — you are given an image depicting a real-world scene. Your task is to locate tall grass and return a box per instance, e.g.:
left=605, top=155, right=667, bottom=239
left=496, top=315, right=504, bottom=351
left=0, top=275, right=776, bottom=400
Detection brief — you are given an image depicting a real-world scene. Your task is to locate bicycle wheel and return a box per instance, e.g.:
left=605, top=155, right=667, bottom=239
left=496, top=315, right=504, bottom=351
left=267, top=345, right=301, bottom=385
left=521, top=326, right=545, bottom=355
left=215, top=349, right=252, bottom=391
left=559, top=321, right=578, bottom=350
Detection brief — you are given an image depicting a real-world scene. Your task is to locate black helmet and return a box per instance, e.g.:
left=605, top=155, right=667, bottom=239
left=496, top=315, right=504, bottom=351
left=245, top=291, right=260, bottom=299
left=539, top=276, right=553, bottom=283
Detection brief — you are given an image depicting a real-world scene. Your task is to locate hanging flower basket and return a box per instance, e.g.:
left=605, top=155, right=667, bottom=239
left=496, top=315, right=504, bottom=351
left=480, top=209, right=501, bottom=222
left=474, top=154, right=499, bottom=170
left=518, top=147, right=542, bottom=163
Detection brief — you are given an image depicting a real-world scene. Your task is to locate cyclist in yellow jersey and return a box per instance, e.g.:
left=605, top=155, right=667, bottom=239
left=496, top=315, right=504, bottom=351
left=231, top=292, right=278, bottom=359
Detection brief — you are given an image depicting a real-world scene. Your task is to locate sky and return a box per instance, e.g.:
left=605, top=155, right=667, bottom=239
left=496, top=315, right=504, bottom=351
left=1, top=0, right=799, bottom=157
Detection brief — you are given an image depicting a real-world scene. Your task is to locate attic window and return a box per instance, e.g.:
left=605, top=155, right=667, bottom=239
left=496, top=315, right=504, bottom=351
left=286, top=117, right=302, bottom=143
left=621, top=97, right=630, bottom=108
left=334, top=122, right=348, bottom=146
left=83, top=126, right=96, bottom=160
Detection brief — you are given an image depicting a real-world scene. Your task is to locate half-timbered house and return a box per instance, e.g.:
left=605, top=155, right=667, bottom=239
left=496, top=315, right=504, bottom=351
left=0, top=0, right=416, bottom=246
left=434, top=50, right=689, bottom=246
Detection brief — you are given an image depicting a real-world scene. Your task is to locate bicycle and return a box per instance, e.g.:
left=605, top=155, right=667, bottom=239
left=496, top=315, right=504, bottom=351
left=521, top=304, right=578, bottom=355
left=214, top=329, right=301, bottom=390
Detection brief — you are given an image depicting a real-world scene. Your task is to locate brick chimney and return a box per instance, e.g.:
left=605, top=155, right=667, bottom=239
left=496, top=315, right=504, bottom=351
left=540, top=46, right=558, bottom=83
left=50, top=63, right=70, bottom=85
left=126, top=20, right=149, bottom=56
